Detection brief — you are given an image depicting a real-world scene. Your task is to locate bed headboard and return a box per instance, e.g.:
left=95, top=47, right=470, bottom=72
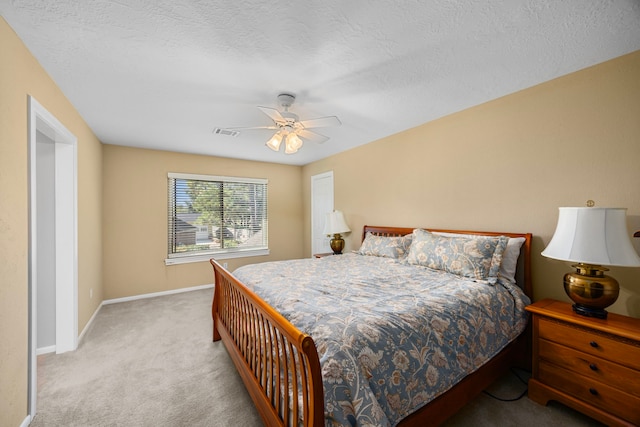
left=362, top=225, right=533, bottom=299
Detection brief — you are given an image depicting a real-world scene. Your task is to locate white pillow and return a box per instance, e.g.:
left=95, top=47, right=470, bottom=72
left=431, top=232, right=525, bottom=286
left=499, top=237, right=526, bottom=285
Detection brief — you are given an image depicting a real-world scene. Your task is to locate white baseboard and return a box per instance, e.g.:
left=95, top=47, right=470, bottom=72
left=78, top=301, right=103, bottom=345
left=102, top=283, right=214, bottom=305
left=20, top=415, right=31, bottom=427
left=36, top=345, right=56, bottom=356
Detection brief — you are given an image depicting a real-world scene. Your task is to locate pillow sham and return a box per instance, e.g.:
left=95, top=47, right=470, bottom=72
left=357, top=232, right=413, bottom=259
left=432, top=232, right=525, bottom=286
left=405, top=229, right=509, bottom=284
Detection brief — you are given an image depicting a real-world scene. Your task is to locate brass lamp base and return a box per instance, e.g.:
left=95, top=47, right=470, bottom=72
left=564, top=263, right=619, bottom=319
left=329, top=233, right=345, bottom=255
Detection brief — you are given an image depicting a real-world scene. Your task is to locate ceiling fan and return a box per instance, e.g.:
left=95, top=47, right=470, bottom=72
left=219, top=93, right=341, bottom=154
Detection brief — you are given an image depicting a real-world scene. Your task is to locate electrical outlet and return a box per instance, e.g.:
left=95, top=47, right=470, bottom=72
left=223, top=262, right=228, bottom=269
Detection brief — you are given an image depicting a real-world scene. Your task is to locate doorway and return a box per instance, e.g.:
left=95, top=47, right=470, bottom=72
left=311, top=171, right=334, bottom=256
left=28, top=96, right=78, bottom=418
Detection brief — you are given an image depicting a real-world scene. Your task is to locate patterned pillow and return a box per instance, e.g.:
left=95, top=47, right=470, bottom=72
left=357, top=232, right=413, bottom=259
left=405, top=229, right=509, bottom=284
left=433, top=232, right=526, bottom=286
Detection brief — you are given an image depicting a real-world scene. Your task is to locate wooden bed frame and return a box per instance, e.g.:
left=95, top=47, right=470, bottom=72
left=210, top=225, right=532, bottom=426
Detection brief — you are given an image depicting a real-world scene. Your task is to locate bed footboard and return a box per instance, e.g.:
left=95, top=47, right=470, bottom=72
left=210, top=259, right=324, bottom=427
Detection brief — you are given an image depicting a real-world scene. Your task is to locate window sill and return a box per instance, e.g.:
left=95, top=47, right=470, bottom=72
left=165, top=248, right=270, bottom=265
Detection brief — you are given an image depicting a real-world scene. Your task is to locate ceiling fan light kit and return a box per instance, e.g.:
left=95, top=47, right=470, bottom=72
left=266, top=129, right=305, bottom=154
left=220, top=93, right=341, bottom=155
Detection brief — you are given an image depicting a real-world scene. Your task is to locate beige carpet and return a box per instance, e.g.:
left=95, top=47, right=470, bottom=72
left=32, top=288, right=603, bottom=426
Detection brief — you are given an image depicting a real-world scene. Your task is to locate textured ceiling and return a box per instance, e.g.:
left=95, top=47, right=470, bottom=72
left=2, top=1, right=640, bottom=165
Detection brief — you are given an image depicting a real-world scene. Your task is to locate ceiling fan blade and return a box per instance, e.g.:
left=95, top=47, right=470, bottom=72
left=297, top=129, right=330, bottom=144
left=298, top=115, right=341, bottom=129
left=257, top=106, right=285, bottom=123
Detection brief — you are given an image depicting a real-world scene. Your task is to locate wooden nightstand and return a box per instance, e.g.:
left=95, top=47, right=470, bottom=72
left=313, top=253, right=335, bottom=258
left=526, top=299, right=640, bottom=426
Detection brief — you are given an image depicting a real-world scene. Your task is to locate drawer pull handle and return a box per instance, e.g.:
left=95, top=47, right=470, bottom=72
left=589, top=341, right=599, bottom=348
left=589, top=363, right=598, bottom=371
left=589, top=388, right=598, bottom=396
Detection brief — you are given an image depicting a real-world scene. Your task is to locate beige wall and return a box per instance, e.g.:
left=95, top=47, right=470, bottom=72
left=102, top=145, right=303, bottom=299
left=303, top=50, right=640, bottom=318
left=0, top=17, right=103, bottom=426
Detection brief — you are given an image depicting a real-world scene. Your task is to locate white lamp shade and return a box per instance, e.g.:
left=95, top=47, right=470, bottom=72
left=284, top=133, right=303, bottom=154
left=542, top=207, right=640, bottom=267
left=266, top=133, right=283, bottom=151
left=323, top=210, right=351, bottom=235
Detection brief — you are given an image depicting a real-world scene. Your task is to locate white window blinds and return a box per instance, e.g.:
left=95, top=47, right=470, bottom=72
left=167, top=173, right=268, bottom=260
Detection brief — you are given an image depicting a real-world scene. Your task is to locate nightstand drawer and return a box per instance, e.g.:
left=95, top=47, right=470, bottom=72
left=539, top=339, right=640, bottom=397
left=539, top=360, right=640, bottom=424
left=538, top=318, right=640, bottom=370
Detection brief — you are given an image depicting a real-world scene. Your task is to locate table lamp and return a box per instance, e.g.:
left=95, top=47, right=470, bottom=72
left=542, top=207, right=640, bottom=319
left=323, top=210, right=350, bottom=254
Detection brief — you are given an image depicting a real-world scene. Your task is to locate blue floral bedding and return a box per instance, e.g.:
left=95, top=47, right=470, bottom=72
left=233, top=253, right=530, bottom=427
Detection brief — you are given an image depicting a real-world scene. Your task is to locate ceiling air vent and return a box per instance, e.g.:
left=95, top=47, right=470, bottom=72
left=213, top=128, right=240, bottom=137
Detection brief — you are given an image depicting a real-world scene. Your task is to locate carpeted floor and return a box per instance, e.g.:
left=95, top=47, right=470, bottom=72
left=32, top=288, right=603, bottom=426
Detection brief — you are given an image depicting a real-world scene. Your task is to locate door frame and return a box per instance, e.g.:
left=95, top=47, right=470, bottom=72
left=28, top=96, right=78, bottom=417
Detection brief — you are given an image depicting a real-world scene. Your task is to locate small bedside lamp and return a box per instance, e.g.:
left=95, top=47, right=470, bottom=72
left=323, top=210, right=351, bottom=254
left=542, top=207, right=640, bottom=319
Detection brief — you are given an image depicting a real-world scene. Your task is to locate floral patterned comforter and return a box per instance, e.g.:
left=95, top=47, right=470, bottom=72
left=233, top=253, right=530, bottom=427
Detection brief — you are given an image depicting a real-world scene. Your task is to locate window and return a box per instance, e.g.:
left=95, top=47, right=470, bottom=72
left=166, top=173, right=268, bottom=264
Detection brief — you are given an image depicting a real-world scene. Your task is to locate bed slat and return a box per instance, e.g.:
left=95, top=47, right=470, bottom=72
left=211, top=259, right=324, bottom=427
